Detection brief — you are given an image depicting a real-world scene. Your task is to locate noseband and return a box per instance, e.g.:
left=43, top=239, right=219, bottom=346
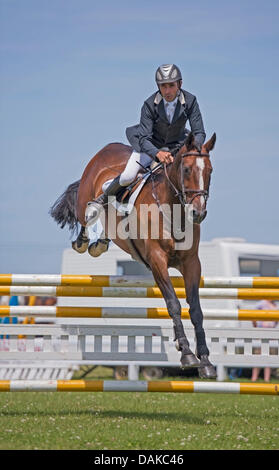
left=164, top=151, right=210, bottom=206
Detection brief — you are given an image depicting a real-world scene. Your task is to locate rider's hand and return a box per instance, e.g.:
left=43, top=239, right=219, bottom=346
left=156, top=151, right=174, bottom=164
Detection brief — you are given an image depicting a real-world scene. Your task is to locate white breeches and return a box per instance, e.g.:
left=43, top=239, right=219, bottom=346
left=119, top=151, right=153, bottom=186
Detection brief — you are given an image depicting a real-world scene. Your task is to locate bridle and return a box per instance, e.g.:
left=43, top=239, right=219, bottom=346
left=163, top=151, right=211, bottom=206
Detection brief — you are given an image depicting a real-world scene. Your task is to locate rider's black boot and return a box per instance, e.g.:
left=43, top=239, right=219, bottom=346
left=104, top=175, right=123, bottom=198
left=85, top=175, right=123, bottom=225
left=93, top=175, right=123, bottom=205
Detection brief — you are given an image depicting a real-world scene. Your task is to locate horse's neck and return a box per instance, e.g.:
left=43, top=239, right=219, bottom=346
left=156, top=170, right=178, bottom=206
left=148, top=171, right=180, bottom=221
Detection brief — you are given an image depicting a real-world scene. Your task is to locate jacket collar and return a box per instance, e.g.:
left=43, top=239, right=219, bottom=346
left=154, top=90, right=186, bottom=123
left=154, top=90, right=185, bottom=105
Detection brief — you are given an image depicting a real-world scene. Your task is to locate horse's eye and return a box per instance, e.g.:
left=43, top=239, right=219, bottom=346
left=184, top=167, right=190, bottom=175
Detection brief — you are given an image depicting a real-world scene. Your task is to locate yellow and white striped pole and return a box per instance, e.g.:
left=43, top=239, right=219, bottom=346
left=0, top=274, right=185, bottom=287
left=0, top=285, right=183, bottom=297
left=201, top=277, right=279, bottom=289
left=0, top=380, right=278, bottom=395
left=1, top=274, right=279, bottom=289
left=1, top=285, right=279, bottom=299
left=1, top=305, right=279, bottom=321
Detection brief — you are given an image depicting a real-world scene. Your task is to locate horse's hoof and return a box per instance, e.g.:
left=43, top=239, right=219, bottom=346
left=198, top=355, right=217, bottom=379
left=198, top=366, right=217, bottom=379
left=72, top=239, right=89, bottom=254
left=180, top=351, right=200, bottom=369
left=88, top=239, right=110, bottom=257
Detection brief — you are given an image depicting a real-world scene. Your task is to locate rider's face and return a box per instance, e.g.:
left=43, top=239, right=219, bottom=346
left=159, top=81, right=180, bottom=102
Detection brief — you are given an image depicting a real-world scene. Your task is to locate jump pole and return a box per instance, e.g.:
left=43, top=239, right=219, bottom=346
left=1, top=274, right=279, bottom=289
left=0, top=380, right=278, bottom=395
left=1, top=305, right=279, bottom=321
left=1, top=285, right=279, bottom=300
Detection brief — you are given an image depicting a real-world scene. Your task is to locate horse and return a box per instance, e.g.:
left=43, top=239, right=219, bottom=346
left=50, top=132, right=217, bottom=379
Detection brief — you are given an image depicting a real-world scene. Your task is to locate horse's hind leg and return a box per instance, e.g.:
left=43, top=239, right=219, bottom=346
left=148, top=250, right=199, bottom=369
left=72, top=226, right=90, bottom=253
left=181, top=256, right=217, bottom=379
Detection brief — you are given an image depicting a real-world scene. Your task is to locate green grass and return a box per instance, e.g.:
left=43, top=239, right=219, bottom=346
left=0, top=367, right=278, bottom=450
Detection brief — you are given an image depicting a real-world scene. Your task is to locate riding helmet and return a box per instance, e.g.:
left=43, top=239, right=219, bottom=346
left=155, top=64, right=182, bottom=85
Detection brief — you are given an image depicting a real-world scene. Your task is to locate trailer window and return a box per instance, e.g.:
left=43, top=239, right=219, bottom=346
left=261, top=259, right=279, bottom=276
left=239, top=258, right=279, bottom=276
left=239, top=259, right=261, bottom=275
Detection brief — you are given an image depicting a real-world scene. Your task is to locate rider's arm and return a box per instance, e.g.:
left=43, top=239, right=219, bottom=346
left=187, top=96, right=206, bottom=148
left=138, top=102, right=160, bottom=159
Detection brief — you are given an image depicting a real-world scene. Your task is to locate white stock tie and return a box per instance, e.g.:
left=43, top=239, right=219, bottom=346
left=164, top=99, right=177, bottom=123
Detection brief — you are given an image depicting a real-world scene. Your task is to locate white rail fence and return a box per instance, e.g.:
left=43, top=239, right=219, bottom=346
left=0, top=321, right=278, bottom=381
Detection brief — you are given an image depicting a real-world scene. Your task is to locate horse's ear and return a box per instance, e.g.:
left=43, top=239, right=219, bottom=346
left=185, top=132, right=195, bottom=150
left=203, top=133, right=216, bottom=153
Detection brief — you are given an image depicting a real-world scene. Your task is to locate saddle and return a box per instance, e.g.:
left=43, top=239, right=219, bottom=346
left=115, top=160, right=162, bottom=206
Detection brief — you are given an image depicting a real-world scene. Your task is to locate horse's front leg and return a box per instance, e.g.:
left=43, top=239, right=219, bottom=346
left=148, top=249, right=199, bottom=369
left=181, top=255, right=217, bottom=379
left=72, top=226, right=90, bottom=253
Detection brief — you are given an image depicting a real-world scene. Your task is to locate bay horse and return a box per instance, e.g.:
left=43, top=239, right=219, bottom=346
left=50, top=132, right=217, bottom=379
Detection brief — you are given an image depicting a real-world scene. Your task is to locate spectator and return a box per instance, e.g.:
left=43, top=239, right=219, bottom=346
left=43, top=297, right=57, bottom=306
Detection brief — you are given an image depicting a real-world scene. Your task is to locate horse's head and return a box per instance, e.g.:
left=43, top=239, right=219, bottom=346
left=170, top=132, right=216, bottom=224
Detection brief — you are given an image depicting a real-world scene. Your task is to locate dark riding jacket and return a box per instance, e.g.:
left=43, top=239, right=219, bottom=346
left=126, top=89, right=206, bottom=159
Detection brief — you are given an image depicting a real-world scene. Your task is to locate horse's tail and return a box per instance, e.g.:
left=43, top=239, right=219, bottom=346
left=49, top=180, right=80, bottom=234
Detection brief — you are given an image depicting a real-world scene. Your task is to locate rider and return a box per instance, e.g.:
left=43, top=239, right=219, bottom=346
left=91, top=63, right=206, bottom=211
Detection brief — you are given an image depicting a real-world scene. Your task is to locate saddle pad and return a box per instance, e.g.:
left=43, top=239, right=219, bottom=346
left=111, top=173, right=151, bottom=215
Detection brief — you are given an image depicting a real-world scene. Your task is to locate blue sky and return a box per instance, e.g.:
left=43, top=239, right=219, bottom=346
left=0, top=0, right=278, bottom=273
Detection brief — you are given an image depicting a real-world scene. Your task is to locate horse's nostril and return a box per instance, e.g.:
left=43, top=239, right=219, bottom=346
left=192, top=209, right=207, bottom=224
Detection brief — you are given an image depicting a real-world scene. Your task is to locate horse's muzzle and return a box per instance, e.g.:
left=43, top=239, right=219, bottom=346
left=192, top=209, right=207, bottom=224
